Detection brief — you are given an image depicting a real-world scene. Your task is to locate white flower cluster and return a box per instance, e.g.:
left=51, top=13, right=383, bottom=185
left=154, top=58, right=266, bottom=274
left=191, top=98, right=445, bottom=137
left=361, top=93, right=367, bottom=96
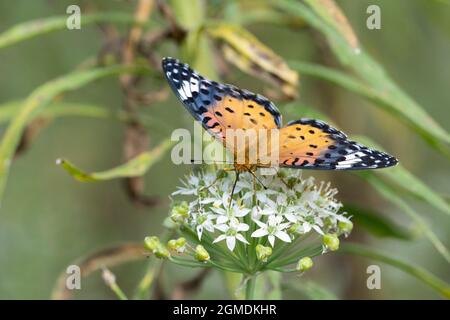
left=172, top=169, right=351, bottom=252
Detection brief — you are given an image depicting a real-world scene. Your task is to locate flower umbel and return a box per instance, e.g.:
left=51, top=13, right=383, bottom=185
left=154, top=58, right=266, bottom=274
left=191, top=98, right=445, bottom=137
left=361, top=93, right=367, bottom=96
left=152, top=169, right=352, bottom=274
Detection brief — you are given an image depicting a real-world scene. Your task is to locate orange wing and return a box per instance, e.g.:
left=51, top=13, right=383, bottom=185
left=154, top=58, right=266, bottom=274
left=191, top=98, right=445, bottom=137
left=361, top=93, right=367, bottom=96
left=278, top=119, right=398, bottom=170
left=162, top=57, right=281, bottom=159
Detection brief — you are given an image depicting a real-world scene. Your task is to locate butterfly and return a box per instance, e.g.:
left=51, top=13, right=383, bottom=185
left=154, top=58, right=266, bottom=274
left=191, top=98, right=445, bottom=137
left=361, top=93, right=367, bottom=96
left=162, top=57, right=398, bottom=173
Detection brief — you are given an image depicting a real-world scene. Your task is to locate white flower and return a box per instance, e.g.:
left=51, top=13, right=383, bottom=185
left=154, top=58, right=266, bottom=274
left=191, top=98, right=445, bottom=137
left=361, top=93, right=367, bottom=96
left=171, top=169, right=351, bottom=253
left=213, top=217, right=249, bottom=251
left=252, top=215, right=291, bottom=247
left=195, top=212, right=215, bottom=240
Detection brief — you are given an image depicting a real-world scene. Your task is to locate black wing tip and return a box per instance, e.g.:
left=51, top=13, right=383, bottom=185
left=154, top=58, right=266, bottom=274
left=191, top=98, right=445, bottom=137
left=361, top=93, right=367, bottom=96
left=161, top=57, right=180, bottom=71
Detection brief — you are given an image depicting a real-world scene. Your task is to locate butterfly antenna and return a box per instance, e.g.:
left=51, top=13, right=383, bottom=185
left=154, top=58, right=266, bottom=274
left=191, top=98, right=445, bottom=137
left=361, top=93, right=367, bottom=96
left=248, top=169, right=267, bottom=190
left=190, top=159, right=234, bottom=165
left=228, top=171, right=240, bottom=209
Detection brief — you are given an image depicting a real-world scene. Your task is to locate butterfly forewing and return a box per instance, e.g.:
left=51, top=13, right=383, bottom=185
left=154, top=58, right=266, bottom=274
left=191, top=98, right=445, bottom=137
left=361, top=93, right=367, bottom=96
left=162, top=57, right=282, bottom=158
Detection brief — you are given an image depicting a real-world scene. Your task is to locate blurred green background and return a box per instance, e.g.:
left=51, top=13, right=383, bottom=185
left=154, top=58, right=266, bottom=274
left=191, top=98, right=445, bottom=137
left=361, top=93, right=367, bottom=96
left=0, top=0, right=449, bottom=299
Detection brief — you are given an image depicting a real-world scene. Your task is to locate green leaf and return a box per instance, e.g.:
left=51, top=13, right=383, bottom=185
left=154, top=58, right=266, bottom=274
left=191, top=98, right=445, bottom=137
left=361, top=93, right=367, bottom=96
left=0, top=13, right=155, bottom=50
left=362, top=173, right=450, bottom=264
left=354, top=136, right=450, bottom=218
left=57, top=139, right=173, bottom=182
left=283, top=280, right=338, bottom=300
left=0, top=65, right=148, bottom=206
left=276, top=0, right=450, bottom=155
left=0, top=100, right=172, bottom=133
left=344, top=204, right=413, bottom=240
left=340, top=243, right=450, bottom=298
left=303, top=0, right=359, bottom=51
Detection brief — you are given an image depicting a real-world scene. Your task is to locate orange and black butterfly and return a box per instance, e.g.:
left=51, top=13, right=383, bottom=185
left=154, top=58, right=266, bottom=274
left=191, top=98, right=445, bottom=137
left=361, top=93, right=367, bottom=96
left=162, top=57, right=398, bottom=171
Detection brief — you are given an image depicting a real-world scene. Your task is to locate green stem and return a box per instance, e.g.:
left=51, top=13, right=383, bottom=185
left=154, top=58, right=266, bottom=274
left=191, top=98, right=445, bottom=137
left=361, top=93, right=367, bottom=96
left=110, top=283, right=128, bottom=300
left=245, top=275, right=257, bottom=300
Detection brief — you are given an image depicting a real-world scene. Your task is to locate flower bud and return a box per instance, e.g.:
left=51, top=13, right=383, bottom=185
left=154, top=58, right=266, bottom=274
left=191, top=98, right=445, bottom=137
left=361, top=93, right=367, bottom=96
left=167, top=237, right=187, bottom=253
left=144, top=236, right=160, bottom=252
left=296, top=257, right=314, bottom=272
left=338, top=220, right=353, bottom=235
left=171, top=201, right=189, bottom=223
left=288, top=223, right=300, bottom=235
left=323, top=233, right=340, bottom=251
left=256, top=244, right=272, bottom=262
left=195, top=245, right=210, bottom=262
left=154, top=244, right=170, bottom=259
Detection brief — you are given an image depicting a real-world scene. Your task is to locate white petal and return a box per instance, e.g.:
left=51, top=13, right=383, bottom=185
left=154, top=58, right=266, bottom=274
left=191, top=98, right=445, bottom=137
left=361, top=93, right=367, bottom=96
left=196, top=225, right=203, bottom=240
left=275, top=231, right=292, bottom=243
left=285, top=214, right=297, bottom=223
left=312, top=225, right=324, bottom=235
left=251, top=228, right=269, bottom=238
left=236, top=234, right=249, bottom=244
left=216, top=216, right=228, bottom=224
left=213, top=234, right=226, bottom=243
left=235, top=208, right=250, bottom=217
left=268, top=235, right=275, bottom=247
left=214, top=224, right=228, bottom=232
left=303, top=222, right=312, bottom=233
left=237, top=223, right=249, bottom=232
left=226, top=236, right=236, bottom=251
left=254, top=219, right=267, bottom=228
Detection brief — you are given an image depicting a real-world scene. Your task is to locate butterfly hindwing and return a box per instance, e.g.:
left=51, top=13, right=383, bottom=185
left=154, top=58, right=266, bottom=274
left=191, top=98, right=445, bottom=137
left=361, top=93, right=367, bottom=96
left=279, top=119, right=397, bottom=170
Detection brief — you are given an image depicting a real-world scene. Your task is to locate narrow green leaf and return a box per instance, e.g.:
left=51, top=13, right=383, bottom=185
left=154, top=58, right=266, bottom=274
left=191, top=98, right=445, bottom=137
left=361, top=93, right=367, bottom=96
left=340, top=243, right=450, bottom=298
left=0, top=100, right=172, bottom=133
left=344, top=204, right=413, bottom=240
left=276, top=0, right=450, bottom=154
left=355, top=136, right=450, bottom=218
left=57, top=139, right=173, bottom=182
left=362, top=174, right=450, bottom=264
left=283, top=280, right=338, bottom=300
left=0, top=13, right=154, bottom=49
left=0, top=65, right=148, bottom=206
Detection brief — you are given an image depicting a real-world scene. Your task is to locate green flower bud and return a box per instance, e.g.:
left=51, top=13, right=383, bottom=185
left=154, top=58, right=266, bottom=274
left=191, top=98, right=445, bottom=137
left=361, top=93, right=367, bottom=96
left=256, top=244, right=272, bottom=262
left=167, top=239, right=177, bottom=250
left=144, top=236, right=160, bottom=252
left=338, top=220, right=353, bottom=235
left=167, top=237, right=187, bottom=253
left=195, top=245, right=210, bottom=262
left=296, top=257, right=314, bottom=272
left=171, top=201, right=189, bottom=222
left=175, top=237, right=187, bottom=247
left=154, top=244, right=170, bottom=259
left=288, top=223, right=300, bottom=234
left=323, top=233, right=340, bottom=251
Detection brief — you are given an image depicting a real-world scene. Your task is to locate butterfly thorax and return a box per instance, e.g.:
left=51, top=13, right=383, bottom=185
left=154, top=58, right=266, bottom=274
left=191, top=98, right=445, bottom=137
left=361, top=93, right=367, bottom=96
left=234, top=163, right=257, bottom=173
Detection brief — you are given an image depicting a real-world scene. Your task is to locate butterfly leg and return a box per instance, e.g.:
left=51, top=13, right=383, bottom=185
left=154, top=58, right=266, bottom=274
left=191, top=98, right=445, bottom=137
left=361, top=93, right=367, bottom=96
left=228, top=171, right=240, bottom=209
left=199, top=169, right=230, bottom=191
left=247, top=169, right=268, bottom=190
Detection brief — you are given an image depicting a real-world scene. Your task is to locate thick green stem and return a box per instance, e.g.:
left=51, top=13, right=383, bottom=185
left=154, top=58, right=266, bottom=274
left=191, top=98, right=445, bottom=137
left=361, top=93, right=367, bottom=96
left=245, top=275, right=257, bottom=300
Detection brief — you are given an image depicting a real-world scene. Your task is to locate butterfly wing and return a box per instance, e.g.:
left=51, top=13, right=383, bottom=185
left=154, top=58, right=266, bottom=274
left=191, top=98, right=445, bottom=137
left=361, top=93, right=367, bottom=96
left=162, top=57, right=281, bottom=144
left=278, top=119, right=398, bottom=170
